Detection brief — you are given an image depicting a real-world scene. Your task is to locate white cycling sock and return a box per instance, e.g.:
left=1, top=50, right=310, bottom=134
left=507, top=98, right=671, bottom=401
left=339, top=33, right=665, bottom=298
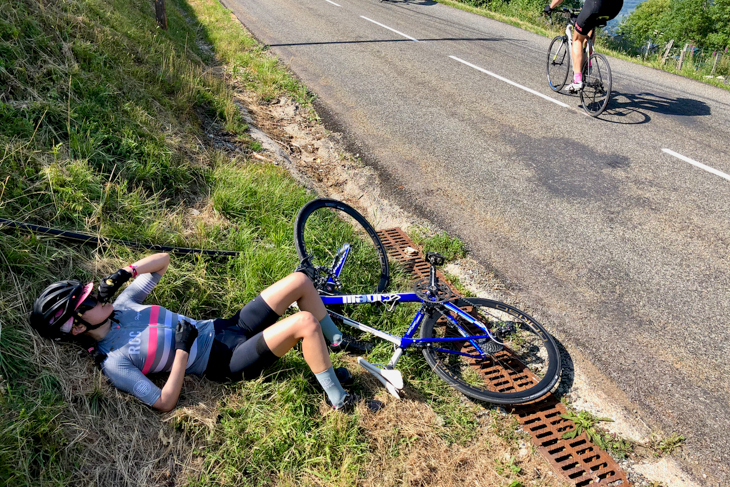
left=315, top=366, right=348, bottom=408
left=319, top=314, right=342, bottom=346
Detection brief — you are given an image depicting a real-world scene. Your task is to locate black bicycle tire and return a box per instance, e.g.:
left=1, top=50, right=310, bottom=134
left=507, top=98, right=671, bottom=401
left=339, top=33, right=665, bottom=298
left=294, top=198, right=390, bottom=293
left=420, top=298, right=561, bottom=404
left=547, top=36, right=570, bottom=92
left=580, top=53, right=612, bottom=117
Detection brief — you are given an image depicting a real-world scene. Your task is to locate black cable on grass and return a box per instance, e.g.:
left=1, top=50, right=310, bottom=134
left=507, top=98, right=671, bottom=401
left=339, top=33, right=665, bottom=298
left=0, top=218, right=240, bottom=257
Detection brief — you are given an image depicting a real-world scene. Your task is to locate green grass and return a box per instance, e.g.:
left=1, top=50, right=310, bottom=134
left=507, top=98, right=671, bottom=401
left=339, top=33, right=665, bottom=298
left=650, top=431, right=685, bottom=456
left=557, top=403, right=637, bottom=460
left=409, top=226, right=468, bottom=262
left=0, top=0, right=497, bottom=485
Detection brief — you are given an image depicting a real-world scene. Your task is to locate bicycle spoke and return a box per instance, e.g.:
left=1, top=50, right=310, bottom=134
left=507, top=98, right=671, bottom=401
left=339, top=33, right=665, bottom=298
left=465, top=343, right=532, bottom=389
left=547, top=36, right=570, bottom=92
left=580, top=54, right=612, bottom=117
left=421, top=298, right=561, bottom=404
left=294, top=199, right=389, bottom=295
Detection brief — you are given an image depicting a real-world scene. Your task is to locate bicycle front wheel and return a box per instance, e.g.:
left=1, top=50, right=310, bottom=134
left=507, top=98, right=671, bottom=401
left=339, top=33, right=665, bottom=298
left=294, top=199, right=389, bottom=294
left=580, top=53, right=612, bottom=117
left=420, top=298, right=561, bottom=404
left=547, top=36, right=570, bottom=92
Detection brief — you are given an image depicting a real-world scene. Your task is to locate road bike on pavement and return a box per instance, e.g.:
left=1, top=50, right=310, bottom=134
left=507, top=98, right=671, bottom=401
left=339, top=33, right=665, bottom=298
left=547, top=8, right=613, bottom=117
left=295, top=198, right=562, bottom=404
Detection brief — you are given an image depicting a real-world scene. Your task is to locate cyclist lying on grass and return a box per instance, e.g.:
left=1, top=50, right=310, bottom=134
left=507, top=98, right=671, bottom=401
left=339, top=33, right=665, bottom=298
left=30, top=252, right=355, bottom=412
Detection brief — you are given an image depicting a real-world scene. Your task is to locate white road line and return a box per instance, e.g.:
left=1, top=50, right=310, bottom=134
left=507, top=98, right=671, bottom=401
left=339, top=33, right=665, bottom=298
left=325, top=0, right=341, bottom=6
left=662, top=148, right=730, bottom=182
left=360, top=16, right=419, bottom=42
left=449, top=56, right=570, bottom=108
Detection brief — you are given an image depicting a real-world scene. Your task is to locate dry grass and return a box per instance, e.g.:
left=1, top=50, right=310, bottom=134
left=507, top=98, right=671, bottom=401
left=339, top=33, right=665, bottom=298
left=24, top=324, right=219, bottom=485
left=1, top=0, right=571, bottom=485
left=358, top=388, right=562, bottom=487
left=25, top=325, right=567, bottom=486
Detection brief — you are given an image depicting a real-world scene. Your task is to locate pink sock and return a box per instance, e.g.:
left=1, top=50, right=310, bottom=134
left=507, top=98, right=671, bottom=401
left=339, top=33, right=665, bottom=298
left=574, top=72, right=582, bottom=83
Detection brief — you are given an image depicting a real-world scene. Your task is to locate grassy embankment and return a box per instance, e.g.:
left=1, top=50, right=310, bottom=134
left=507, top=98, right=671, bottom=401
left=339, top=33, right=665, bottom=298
left=0, top=0, right=563, bottom=486
left=436, top=0, right=730, bottom=91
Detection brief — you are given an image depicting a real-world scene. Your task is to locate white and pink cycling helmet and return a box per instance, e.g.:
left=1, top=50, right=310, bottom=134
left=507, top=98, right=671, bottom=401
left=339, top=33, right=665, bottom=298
left=30, top=280, right=96, bottom=338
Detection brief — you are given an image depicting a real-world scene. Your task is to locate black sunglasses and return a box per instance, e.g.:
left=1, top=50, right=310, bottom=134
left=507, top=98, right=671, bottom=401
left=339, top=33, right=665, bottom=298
left=75, top=292, right=99, bottom=315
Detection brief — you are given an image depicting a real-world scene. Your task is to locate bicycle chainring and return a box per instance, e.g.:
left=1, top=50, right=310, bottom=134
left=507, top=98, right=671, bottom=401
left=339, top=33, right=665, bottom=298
left=413, top=278, right=454, bottom=303
left=314, top=266, right=341, bottom=294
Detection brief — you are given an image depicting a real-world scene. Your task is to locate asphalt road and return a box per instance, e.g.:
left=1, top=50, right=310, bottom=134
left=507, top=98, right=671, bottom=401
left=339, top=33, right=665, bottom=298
left=222, top=0, right=730, bottom=481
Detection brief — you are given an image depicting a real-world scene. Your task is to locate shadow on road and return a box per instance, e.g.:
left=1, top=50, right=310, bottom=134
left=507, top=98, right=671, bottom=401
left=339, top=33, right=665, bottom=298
left=381, top=0, right=438, bottom=5
left=270, top=37, right=517, bottom=47
left=553, top=338, right=575, bottom=399
left=601, top=90, right=712, bottom=124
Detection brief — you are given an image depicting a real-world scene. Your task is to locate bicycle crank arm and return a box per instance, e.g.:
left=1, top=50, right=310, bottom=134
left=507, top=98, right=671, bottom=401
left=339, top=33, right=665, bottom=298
left=357, top=358, right=403, bottom=399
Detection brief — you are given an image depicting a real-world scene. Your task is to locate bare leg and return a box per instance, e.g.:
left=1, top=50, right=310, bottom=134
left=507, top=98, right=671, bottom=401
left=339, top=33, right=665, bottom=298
left=262, top=311, right=331, bottom=373
left=257, top=277, right=349, bottom=407
left=259, top=272, right=344, bottom=347
left=260, top=273, right=327, bottom=321
left=572, top=30, right=587, bottom=76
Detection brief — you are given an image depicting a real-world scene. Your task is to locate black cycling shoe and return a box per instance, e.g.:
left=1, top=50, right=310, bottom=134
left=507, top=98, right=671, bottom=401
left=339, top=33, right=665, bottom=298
left=330, top=334, right=374, bottom=354
left=335, top=367, right=354, bottom=388
left=333, top=393, right=358, bottom=413
left=332, top=393, right=383, bottom=413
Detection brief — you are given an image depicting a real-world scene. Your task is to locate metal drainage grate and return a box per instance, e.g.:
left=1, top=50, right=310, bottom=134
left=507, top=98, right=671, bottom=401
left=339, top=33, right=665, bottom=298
left=514, top=397, right=630, bottom=486
left=377, top=227, right=631, bottom=486
left=378, top=227, right=435, bottom=281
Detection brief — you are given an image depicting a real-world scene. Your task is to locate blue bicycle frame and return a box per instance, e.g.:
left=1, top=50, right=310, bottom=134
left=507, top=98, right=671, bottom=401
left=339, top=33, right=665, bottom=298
left=321, top=292, right=497, bottom=369
left=320, top=244, right=498, bottom=369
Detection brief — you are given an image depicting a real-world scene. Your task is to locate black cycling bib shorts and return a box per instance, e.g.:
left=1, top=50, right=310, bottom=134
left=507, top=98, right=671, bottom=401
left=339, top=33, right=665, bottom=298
left=204, top=294, right=281, bottom=382
left=575, top=0, right=623, bottom=35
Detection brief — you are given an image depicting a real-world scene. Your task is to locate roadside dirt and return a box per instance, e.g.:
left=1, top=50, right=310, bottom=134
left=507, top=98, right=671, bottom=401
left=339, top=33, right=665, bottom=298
left=228, top=88, right=701, bottom=487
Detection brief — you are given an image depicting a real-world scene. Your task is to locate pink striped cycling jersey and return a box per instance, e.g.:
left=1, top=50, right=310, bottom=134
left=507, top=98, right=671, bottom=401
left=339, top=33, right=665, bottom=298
left=97, top=273, right=214, bottom=406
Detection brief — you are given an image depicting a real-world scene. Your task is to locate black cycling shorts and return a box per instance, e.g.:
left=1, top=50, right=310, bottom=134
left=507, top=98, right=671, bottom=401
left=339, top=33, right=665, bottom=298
left=204, top=295, right=281, bottom=382
left=575, top=0, right=623, bottom=35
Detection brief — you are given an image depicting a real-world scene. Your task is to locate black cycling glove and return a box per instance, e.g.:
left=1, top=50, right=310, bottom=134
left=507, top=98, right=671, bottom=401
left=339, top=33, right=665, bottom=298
left=175, top=320, right=199, bottom=353
left=543, top=4, right=553, bottom=15
left=294, top=255, right=319, bottom=283
left=98, top=268, right=132, bottom=302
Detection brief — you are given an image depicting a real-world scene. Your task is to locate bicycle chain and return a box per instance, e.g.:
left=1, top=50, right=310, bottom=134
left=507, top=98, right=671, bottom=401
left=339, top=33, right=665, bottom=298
left=315, top=265, right=342, bottom=292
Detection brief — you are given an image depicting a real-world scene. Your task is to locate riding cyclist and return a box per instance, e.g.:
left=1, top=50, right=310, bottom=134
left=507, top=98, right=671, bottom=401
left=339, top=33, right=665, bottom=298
left=30, top=253, right=356, bottom=412
left=544, top=0, right=623, bottom=92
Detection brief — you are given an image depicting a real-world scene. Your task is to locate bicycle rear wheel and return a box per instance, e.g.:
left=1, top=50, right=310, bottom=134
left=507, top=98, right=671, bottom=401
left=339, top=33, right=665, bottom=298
left=294, top=199, right=389, bottom=294
left=420, top=298, right=561, bottom=404
left=580, top=53, right=612, bottom=117
left=547, top=36, right=570, bottom=92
